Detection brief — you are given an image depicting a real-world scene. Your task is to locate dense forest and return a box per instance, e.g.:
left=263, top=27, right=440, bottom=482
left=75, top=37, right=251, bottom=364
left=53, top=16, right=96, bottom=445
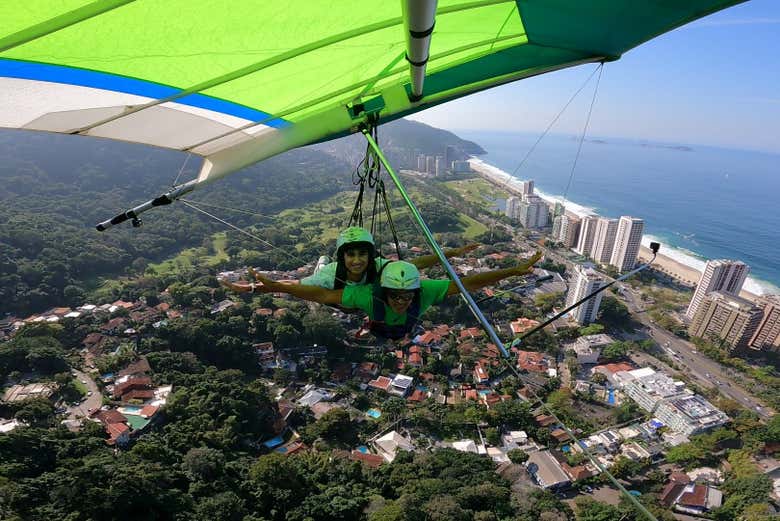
left=0, top=119, right=481, bottom=316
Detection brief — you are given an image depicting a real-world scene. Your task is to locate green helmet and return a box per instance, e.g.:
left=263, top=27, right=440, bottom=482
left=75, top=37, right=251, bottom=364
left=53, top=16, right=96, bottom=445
left=380, top=261, right=420, bottom=290
left=335, top=226, right=374, bottom=254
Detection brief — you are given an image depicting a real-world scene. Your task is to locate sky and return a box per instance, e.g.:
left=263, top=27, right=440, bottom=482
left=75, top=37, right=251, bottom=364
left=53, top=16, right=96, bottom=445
left=408, top=0, right=780, bottom=153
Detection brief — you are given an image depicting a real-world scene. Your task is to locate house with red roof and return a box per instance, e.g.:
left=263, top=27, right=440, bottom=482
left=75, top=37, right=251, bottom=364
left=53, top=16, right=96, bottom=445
left=355, top=362, right=379, bottom=381
left=473, top=364, right=489, bottom=384
left=510, top=317, right=540, bottom=335
left=368, top=376, right=392, bottom=392
left=459, top=327, right=484, bottom=340
left=112, top=376, right=152, bottom=401
left=517, top=351, right=550, bottom=373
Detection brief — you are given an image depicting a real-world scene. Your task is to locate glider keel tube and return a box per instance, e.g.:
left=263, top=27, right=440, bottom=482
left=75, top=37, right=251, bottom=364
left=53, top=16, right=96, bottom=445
left=362, top=128, right=510, bottom=358
left=403, top=0, right=437, bottom=102
left=95, top=179, right=197, bottom=231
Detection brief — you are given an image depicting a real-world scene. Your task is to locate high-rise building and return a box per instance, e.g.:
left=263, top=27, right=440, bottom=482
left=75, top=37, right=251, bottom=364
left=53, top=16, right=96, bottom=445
left=425, top=156, right=435, bottom=175
left=685, top=259, right=750, bottom=318
left=452, top=160, right=471, bottom=173
left=553, top=202, right=565, bottom=218
left=560, top=215, right=581, bottom=248
left=517, top=179, right=534, bottom=196
left=609, top=216, right=644, bottom=272
left=416, top=154, right=426, bottom=172
left=444, top=145, right=457, bottom=171
left=517, top=194, right=548, bottom=229
left=688, top=291, right=763, bottom=351
left=591, top=217, right=619, bottom=265
left=574, top=215, right=597, bottom=256
left=505, top=196, right=520, bottom=220
left=434, top=156, right=443, bottom=177
left=749, top=295, right=780, bottom=352
left=551, top=215, right=563, bottom=240
left=566, top=265, right=605, bottom=324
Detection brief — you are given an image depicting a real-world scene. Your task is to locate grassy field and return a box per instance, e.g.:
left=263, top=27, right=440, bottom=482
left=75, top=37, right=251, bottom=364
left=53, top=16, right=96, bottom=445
left=142, top=180, right=494, bottom=273
left=443, top=178, right=509, bottom=213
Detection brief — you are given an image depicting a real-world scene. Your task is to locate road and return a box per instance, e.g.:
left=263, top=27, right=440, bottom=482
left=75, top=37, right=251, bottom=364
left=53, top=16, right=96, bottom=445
left=618, top=286, right=772, bottom=418
left=67, top=369, right=102, bottom=420
left=514, top=236, right=773, bottom=418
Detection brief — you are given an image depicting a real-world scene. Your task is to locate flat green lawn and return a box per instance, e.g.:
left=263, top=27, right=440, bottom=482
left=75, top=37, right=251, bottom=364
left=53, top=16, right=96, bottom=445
left=73, top=379, right=88, bottom=395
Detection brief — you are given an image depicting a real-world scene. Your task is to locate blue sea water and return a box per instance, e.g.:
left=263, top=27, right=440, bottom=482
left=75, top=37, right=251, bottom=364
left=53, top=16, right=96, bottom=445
left=456, top=130, right=780, bottom=294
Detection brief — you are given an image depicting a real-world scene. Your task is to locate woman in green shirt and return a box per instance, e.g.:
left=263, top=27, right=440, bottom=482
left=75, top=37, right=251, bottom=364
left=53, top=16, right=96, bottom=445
left=222, top=251, right=542, bottom=340
left=299, top=226, right=478, bottom=290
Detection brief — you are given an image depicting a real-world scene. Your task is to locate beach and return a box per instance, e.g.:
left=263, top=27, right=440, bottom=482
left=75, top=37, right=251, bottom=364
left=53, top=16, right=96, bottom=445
left=468, top=157, right=762, bottom=303
left=638, top=247, right=758, bottom=303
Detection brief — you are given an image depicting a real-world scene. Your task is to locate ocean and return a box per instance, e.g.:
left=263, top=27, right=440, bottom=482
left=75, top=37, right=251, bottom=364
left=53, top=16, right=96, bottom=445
left=455, top=130, right=780, bottom=296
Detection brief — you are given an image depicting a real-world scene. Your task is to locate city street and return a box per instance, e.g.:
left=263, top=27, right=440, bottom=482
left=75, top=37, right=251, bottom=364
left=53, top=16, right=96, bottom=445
left=67, top=369, right=102, bottom=420
left=519, top=236, right=773, bottom=418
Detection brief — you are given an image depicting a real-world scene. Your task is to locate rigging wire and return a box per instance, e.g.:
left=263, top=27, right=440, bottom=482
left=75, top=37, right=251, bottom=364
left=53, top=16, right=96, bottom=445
left=562, top=63, right=603, bottom=204
left=171, top=151, right=193, bottom=188
left=509, top=64, right=602, bottom=179
left=178, top=198, right=277, bottom=220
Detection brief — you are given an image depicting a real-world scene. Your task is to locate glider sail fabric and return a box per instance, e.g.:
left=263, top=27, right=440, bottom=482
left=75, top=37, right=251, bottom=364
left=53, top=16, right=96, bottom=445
left=1, top=0, right=745, bottom=185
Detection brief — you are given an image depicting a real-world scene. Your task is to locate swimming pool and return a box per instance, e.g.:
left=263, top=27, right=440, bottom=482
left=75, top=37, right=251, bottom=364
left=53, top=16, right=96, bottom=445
left=119, top=405, right=143, bottom=414
left=356, top=445, right=369, bottom=453
left=366, top=408, right=381, bottom=419
left=607, top=389, right=615, bottom=405
left=478, top=389, right=491, bottom=396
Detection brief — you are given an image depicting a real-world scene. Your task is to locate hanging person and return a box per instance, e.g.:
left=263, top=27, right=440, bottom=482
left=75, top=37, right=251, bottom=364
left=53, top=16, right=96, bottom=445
left=222, top=251, right=542, bottom=340
left=300, top=226, right=479, bottom=290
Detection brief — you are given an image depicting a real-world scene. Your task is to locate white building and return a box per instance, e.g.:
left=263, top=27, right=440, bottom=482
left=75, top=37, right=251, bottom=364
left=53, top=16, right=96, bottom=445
left=574, top=215, right=598, bottom=256
left=686, top=259, right=750, bottom=318
left=505, top=196, right=520, bottom=220
left=566, top=265, right=605, bottom=324
left=654, top=394, right=729, bottom=436
left=570, top=333, right=614, bottom=364
left=591, top=217, right=619, bottom=264
left=622, top=368, right=689, bottom=413
left=526, top=450, right=571, bottom=490
left=519, top=179, right=534, bottom=196
left=610, top=216, right=644, bottom=272
left=389, top=374, right=414, bottom=396
left=374, top=431, right=415, bottom=462
left=434, top=156, right=444, bottom=176
left=517, top=195, right=548, bottom=229
left=559, top=214, right=581, bottom=248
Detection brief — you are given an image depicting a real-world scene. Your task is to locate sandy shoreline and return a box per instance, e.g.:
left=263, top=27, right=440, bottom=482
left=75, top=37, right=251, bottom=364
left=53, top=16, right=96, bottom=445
left=638, top=246, right=758, bottom=302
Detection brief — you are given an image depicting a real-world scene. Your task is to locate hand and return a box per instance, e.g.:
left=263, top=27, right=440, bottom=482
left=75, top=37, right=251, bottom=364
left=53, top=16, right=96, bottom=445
left=247, top=268, right=278, bottom=293
left=219, top=278, right=253, bottom=294
left=514, top=250, right=543, bottom=275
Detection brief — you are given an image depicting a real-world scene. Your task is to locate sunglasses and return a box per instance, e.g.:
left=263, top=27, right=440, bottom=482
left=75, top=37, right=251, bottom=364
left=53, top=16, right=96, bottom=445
left=387, top=290, right=415, bottom=302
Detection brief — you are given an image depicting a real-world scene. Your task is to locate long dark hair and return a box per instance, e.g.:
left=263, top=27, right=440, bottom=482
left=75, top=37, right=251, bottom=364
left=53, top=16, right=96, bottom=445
left=334, top=241, right=377, bottom=289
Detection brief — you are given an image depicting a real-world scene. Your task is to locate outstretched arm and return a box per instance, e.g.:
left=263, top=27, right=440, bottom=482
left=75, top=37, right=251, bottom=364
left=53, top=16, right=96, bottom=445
left=410, top=243, right=480, bottom=270
left=221, top=269, right=343, bottom=305
left=446, top=251, right=543, bottom=296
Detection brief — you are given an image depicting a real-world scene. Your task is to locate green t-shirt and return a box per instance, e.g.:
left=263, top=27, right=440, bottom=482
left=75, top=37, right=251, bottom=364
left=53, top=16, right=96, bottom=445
left=300, top=257, right=390, bottom=289
left=341, top=279, right=450, bottom=325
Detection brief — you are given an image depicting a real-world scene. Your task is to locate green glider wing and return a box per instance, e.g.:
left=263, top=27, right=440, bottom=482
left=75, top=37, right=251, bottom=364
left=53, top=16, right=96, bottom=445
left=0, top=1, right=745, bottom=185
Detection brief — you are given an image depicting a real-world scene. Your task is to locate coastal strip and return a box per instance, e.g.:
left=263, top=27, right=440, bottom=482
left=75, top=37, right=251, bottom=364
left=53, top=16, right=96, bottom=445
left=467, top=157, right=762, bottom=303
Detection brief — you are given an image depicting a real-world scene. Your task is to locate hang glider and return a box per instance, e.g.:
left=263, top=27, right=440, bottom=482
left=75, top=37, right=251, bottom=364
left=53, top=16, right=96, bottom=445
left=1, top=0, right=744, bottom=201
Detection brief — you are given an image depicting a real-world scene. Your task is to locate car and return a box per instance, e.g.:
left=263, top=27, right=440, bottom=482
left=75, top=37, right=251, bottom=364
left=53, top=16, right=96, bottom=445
left=691, top=350, right=697, bottom=354
left=80, top=379, right=87, bottom=384
left=87, top=391, right=93, bottom=396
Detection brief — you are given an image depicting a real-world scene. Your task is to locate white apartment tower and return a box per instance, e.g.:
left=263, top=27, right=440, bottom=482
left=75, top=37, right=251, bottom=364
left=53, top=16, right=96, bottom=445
left=560, top=215, right=581, bottom=248
left=517, top=195, right=549, bottom=229
left=685, top=259, right=750, bottom=318
left=591, top=217, right=619, bottom=265
left=610, top=216, right=644, bottom=272
left=566, top=265, right=605, bottom=324
left=505, top=196, right=520, bottom=220
left=574, top=215, right=598, bottom=256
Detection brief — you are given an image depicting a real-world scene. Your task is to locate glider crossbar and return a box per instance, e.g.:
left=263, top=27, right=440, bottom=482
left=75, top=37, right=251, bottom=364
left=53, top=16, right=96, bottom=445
left=362, top=128, right=509, bottom=358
